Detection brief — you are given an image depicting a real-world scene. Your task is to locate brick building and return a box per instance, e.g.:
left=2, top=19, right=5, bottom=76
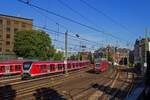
left=134, top=37, right=150, bottom=67
left=0, top=14, right=32, bottom=54
left=95, top=46, right=129, bottom=64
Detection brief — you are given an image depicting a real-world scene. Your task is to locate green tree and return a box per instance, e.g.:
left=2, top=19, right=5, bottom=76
left=53, top=52, right=64, bottom=61
left=108, top=54, right=113, bottom=62
left=70, top=54, right=76, bottom=60
left=79, top=54, right=82, bottom=60
left=14, top=29, right=55, bottom=60
left=88, top=52, right=93, bottom=62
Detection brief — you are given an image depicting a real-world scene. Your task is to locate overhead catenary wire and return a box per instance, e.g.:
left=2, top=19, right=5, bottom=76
left=26, top=23, right=98, bottom=50
left=20, top=2, right=101, bottom=46
left=80, top=0, right=133, bottom=35
left=57, top=0, right=104, bottom=31
left=18, top=0, right=127, bottom=42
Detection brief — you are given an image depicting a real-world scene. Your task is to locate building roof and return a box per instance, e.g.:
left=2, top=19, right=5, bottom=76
left=0, top=13, right=33, bottom=21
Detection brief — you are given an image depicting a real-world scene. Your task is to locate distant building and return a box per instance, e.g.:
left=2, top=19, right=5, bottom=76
left=56, top=48, right=77, bottom=58
left=95, top=46, right=129, bottom=64
left=134, top=37, right=150, bottom=67
left=129, top=50, right=134, bottom=64
left=79, top=51, right=90, bottom=60
left=0, top=14, right=32, bottom=54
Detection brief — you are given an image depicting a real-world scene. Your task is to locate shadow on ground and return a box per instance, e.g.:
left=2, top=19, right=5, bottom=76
left=91, top=83, right=129, bottom=99
left=33, top=87, right=66, bottom=100
left=0, top=85, right=16, bottom=100
left=86, top=69, right=96, bottom=74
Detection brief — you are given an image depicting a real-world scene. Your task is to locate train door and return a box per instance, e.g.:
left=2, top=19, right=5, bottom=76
left=58, top=64, right=62, bottom=72
left=5, top=65, right=10, bottom=74
left=0, top=65, right=5, bottom=73
left=55, top=64, right=58, bottom=72
left=47, top=64, right=50, bottom=73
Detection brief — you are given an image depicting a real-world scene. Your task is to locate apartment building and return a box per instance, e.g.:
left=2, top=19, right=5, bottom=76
left=0, top=14, right=32, bottom=54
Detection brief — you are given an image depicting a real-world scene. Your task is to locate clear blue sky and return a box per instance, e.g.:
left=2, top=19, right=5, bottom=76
left=0, top=0, right=150, bottom=50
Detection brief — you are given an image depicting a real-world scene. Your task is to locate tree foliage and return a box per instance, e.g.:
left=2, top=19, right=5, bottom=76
left=108, top=54, right=113, bottom=62
left=53, top=52, right=64, bottom=61
left=88, top=52, right=93, bottom=62
left=70, top=54, right=76, bottom=60
left=14, top=29, right=55, bottom=60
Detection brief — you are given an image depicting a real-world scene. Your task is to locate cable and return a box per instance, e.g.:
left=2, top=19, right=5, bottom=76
left=28, top=3, right=98, bottom=45
left=57, top=0, right=104, bottom=31
left=23, top=17, right=103, bottom=47
left=80, top=0, right=133, bottom=35
left=18, top=0, right=127, bottom=42
left=32, top=24, right=97, bottom=50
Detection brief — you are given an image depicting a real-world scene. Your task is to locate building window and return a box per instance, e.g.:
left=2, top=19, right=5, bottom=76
left=0, top=20, right=2, bottom=25
left=7, top=20, right=11, bottom=25
left=6, top=34, right=10, bottom=38
left=5, top=49, right=10, bottom=52
left=0, top=48, right=1, bottom=52
left=6, top=41, right=10, bottom=45
left=14, top=28, right=18, bottom=32
left=14, top=21, right=19, bottom=27
left=22, top=23, right=26, bottom=28
left=6, top=27, right=10, bottom=32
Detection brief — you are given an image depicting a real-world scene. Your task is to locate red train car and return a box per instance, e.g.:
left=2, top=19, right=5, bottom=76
left=0, top=60, right=23, bottom=76
left=21, top=60, right=90, bottom=79
left=94, top=59, right=109, bottom=73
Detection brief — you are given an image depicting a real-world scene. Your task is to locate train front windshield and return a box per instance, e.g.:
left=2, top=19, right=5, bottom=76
left=95, top=63, right=100, bottom=68
left=23, top=62, right=32, bottom=70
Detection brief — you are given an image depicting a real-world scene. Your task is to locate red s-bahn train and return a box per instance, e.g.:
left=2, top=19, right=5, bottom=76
left=21, top=60, right=90, bottom=79
left=0, top=60, right=23, bottom=76
left=93, top=59, right=109, bottom=73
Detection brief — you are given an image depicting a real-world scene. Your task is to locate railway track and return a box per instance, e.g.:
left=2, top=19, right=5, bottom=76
left=0, top=65, right=114, bottom=100
left=110, top=68, right=136, bottom=100
left=85, top=66, right=137, bottom=100
left=101, top=66, right=137, bottom=100
left=0, top=66, right=89, bottom=86
left=24, top=67, right=114, bottom=100
left=0, top=74, right=20, bottom=83
left=0, top=66, right=92, bottom=99
left=73, top=69, right=117, bottom=100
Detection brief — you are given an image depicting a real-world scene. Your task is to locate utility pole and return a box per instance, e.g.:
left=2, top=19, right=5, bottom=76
left=144, top=28, right=148, bottom=73
left=64, top=31, right=68, bottom=75
left=107, top=45, right=109, bottom=61
left=56, top=23, right=59, bottom=41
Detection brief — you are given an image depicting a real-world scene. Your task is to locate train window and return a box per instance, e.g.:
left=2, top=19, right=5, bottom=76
left=16, top=65, right=21, bottom=70
left=50, top=65, right=54, bottom=71
left=43, top=65, right=47, bottom=70
left=0, top=66, right=5, bottom=71
left=10, top=65, right=14, bottom=70
left=96, top=64, right=100, bottom=68
left=67, top=64, right=71, bottom=68
left=76, top=63, right=78, bottom=67
left=47, top=65, right=50, bottom=70
left=80, top=63, right=82, bottom=67
left=73, top=63, right=75, bottom=68
left=62, top=64, right=65, bottom=70
left=36, top=65, right=39, bottom=68
left=23, top=62, right=32, bottom=70
left=58, top=64, right=62, bottom=70
left=40, top=65, right=43, bottom=70
left=55, top=65, right=58, bottom=70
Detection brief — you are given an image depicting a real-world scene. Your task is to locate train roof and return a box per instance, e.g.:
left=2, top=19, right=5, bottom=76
left=0, top=60, right=24, bottom=64
left=23, top=60, right=89, bottom=64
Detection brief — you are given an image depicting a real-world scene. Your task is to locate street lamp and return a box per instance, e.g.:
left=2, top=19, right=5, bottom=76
left=75, top=33, right=81, bottom=68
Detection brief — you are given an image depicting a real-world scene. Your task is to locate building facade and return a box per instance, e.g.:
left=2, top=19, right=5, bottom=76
left=0, top=14, right=32, bottom=54
left=95, top=46, right=129, bottom=64
left=134, top=38, right=150, bottom=67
